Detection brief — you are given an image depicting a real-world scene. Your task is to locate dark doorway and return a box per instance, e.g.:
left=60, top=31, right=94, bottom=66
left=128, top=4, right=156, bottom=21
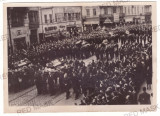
left=67, top=26, right=77, bottom=36
left=14, top=37, right=27, bottom=51
left=30, top=29, right=38, bottom=45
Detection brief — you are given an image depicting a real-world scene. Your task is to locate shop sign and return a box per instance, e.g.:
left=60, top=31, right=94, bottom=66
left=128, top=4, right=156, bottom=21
left=114, top=13, right=119, bottom=22
left=44, top=26, right=59, bottom=38
left=45, top=26, right=58, bottom=34
left=11, top=27, right=28, bottom=38
left=45, top=33, right=59, bottom=38
left=59, top=25, right=66, bottom=29
left=68, top=22, right=76, bottom=26
left=45, top=33, right=52, bottom=38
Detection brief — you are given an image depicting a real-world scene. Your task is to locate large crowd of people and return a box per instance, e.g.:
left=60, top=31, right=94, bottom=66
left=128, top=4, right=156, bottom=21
left=8, top=23, right=152, bottom=105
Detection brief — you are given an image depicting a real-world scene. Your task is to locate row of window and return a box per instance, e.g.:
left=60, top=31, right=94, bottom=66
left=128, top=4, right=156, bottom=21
left=86, top=7, right=123, bottom=16
left=28, top=11, right=39, bottom=23
left=103, top=7, right=123, bottom=15
left=11, top=12, right=25, bottom=27
left=124, top=6, right=144, bottom=15
left=145, top=6, right=150, bottom=12
left=86, top=8, right=97, bottom=16
left=11, top=11, right=39, bottom=27
left=87, top=6, right=145, bottom=16
left=44, top=13, right=81, bottom=24
left=9, top=6, right=148, bottom=27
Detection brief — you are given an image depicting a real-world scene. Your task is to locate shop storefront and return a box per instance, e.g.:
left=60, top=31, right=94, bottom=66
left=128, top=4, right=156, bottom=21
left=11, top=27, right=30, bottom=52
left=59, top=24, right=67, bottom=31
left=124, top=15, right=145, bottom=24
left=103, top=18, right=113, bottom=28
left=124, top=16, right=133, bottom=23
left=67, top=21, right=82, bottom=36
left=14, top=37, right=27, bottom=51
left=43, top=25, right=59, bottom=42
left=30, top=29, right=38, bottom=44
left=83, top=18, right=99, bottom=33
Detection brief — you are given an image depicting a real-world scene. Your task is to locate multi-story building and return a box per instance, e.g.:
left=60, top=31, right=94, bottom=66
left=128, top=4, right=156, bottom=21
left=63, top=6, right=82, bottom=33
left=39, top=6, right=82, bottom=41
left=99, top=5, right=148, bottom=27
left=82, top=6, right=100, bottom=32
left=7, top=7, right=40, bottom=53
left=123, top=5, right=145, bottom=24
left=28, top=7, right=40, bottom=45
left=144, top=5, right=152, bottom=23
left=99, top=6, right=124, bottom=27
left=7, top=5, right=151, bottom=53
left=39, top=7, right=56, bottom=41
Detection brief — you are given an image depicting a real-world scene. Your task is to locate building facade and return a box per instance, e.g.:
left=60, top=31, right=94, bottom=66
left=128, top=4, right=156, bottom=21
left=99, top=5, right=147, bottom=27
left=28, top=7, right=40, bottom=45
left=82, top=6, right=100, bottom=32
left=99, top=6, right=124, bottom=27
left=7, top=7, right=40, bottom=53
left=144, top=5, right=152, bottom=23
left=123, top=5, right=145, bottom=24
left=39, top=6, right=82, bottom=42
left=7, top=5, right=151, bottom=53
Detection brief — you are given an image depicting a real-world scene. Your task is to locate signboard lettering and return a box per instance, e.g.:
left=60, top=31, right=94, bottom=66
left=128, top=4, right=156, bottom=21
left=114, top=13, right=119, bottom=22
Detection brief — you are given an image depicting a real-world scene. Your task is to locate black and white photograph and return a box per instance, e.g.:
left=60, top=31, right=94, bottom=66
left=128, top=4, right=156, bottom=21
left=3, top=2, right=157, bottom=112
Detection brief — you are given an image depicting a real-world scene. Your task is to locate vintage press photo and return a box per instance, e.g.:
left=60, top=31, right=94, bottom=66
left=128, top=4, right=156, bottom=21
left=3, top=2, right=157, bottom=112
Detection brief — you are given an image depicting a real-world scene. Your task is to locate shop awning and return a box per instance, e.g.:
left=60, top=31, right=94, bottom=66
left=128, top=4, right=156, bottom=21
left=84, top=21, right=99, bottom=25
left=104, top=18, right=112, bottom=24
left=124, top=17, right=133, bottom=22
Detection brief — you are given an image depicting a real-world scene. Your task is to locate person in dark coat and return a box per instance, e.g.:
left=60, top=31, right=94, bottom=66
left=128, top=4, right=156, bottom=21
left=72, top=71, right=80, bottom=100
left=63, top=72, right=71, bottom=99
left=41, top=71, right=48, bottom=94
left=48, top=72, right=55, bottom=96
left=34, top=69, right=42, bottom=95
left=138, top=87, right=151, bottom=104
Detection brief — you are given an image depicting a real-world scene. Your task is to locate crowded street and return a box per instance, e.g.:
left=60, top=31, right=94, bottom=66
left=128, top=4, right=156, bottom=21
left=8, top=23, right=153, bottom=105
